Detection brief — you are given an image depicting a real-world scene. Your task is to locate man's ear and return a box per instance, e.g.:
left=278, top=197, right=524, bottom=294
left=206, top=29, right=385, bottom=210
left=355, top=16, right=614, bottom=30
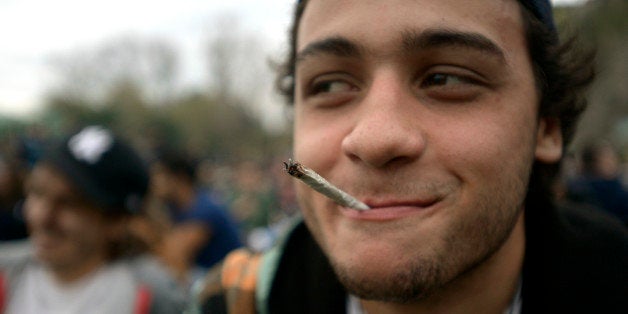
left=535, top=117, right=563, bottom=163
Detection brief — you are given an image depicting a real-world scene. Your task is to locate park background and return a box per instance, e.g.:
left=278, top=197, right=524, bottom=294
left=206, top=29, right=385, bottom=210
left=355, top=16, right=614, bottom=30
left=0, top=0, right=626, bottom=245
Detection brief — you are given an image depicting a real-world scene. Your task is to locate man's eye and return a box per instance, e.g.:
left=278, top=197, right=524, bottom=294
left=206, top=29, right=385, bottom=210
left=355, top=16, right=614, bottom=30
left=311, top=80, right=355, bottom=95
left=418, top=72, right=487, bottom=102
left=422, top=73, right=474, bottom=87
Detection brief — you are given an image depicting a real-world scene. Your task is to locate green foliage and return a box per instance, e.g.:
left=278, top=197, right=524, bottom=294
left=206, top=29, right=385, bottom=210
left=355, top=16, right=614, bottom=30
left=0, top=116, right=28, bottom=144
left=32, top=81, right=288, bottom=163
left=555, top=0, right=628, bottom=153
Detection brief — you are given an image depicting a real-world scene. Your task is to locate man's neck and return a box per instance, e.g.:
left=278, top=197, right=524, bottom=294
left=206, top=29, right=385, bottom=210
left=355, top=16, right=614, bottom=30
left=360, top=213, right=526, bottom=314
left=49, top=254, right=108, bottom=284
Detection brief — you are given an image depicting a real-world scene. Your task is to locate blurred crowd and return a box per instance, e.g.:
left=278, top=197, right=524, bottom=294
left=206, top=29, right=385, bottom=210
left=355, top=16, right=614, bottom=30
left=0, top=126, right=299, bottom=312
left=1, top=127, right=299, bottom=249
left=0, top=126, right=626, bottom=312
left=556, top=141, right=628, bottom=226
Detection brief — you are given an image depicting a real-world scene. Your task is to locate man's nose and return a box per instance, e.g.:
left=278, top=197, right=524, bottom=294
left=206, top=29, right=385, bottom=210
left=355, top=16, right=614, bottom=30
left=341, top=74, right=425, bottom=168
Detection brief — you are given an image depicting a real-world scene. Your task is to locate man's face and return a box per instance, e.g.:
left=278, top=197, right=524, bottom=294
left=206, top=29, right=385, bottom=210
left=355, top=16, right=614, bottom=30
left=293, top=0, right=561, bottom=301
left=150, top=163, right=173, bottom=200
left=24, top=164, right=115, bottom=273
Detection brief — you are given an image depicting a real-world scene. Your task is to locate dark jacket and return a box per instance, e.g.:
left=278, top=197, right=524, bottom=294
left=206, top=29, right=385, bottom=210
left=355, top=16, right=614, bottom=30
left=199, top=198, right=628, bottom=314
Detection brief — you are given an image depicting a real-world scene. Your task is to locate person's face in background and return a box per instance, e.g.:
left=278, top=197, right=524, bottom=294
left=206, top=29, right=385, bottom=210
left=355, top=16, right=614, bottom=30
left=292, top=0, right=562, bottom=301
left=23, top=163, right=117, bottom=277
left=594, top=144, right=621, bottom=179
left=150, top=162, right=174, bottom=201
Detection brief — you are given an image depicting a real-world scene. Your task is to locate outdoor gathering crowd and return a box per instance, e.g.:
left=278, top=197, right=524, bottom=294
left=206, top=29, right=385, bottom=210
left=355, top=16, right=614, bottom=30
left=0, top=124, right=625, bottom=313
left=1, top=0, right=627, bottom=313
left=0, top=126, right=298, bottom=313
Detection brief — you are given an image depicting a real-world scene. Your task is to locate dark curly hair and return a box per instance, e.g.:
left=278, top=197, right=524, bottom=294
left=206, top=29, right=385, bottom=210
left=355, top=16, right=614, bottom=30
left=275, top=0, right=595, bottom=200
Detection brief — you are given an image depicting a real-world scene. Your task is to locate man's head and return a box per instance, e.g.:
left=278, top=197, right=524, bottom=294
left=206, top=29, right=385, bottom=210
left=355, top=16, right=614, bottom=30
left=281, top=0, right=593, bottom=303
left=581, top=141, right=621, bottom=179
left=150, top=149, right=197, bottom=202
left=23, top=126, right=149, bottom=278
left=278, top=0, right=594, bottom=165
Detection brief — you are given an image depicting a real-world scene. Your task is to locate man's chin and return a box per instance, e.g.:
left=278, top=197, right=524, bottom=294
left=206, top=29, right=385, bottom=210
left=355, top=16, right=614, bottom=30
left=32, top=237, right=67, bottom=263
left=337, top=269, right=433, bottom=303
left=34, top=248, right=60, bottom=264
left=331, top=257, right=442, bottom=303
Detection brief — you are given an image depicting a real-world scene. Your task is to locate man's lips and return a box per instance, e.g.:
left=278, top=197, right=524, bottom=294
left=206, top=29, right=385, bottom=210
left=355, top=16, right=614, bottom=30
left=32, top=231, right=66, bottom=248
left=366, top=197, right=441, bottom=208
left=340, top=197, right=442, bottom=221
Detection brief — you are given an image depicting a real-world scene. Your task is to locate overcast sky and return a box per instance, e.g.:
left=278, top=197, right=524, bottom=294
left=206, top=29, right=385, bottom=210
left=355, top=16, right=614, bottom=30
left=0, top=0, right=586, bottom=119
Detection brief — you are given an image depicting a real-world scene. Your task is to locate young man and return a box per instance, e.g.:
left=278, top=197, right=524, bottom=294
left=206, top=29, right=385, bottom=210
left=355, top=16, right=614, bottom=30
left=0, top=126, right=186, bottom=314
left=150, top=150, right=242, bottom=284
left=198, top=1, right=628, bottom=313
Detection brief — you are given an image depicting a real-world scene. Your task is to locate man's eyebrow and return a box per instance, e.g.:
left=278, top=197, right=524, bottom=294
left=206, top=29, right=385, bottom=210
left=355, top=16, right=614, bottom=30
left=402, top=29, right=506, bottom=61
left=296, top=36, right=363, bottom=63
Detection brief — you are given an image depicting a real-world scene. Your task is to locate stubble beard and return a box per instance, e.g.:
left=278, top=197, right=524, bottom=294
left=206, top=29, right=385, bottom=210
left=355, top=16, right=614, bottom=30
left=326, top=173, right=529, bottom=303
left=34, top=227, right=106, bottom=275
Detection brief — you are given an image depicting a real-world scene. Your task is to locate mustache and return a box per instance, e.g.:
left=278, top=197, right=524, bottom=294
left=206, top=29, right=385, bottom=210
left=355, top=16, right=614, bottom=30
left=334, top=177, right=458, bottom=200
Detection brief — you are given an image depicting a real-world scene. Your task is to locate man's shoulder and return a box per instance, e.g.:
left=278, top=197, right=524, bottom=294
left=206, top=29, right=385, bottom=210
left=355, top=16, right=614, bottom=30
left=0, top=240, right=34, bottom=303
left=123, top=255, right=189, bottom=314
left=556, top=201, right=628, bottom=248
left=0, top=240, right=33, bottom=270
left=197, top=248, right=261, bottom=314
left=197, top=219, right=307, bottom=313
left=549, top=201, right=628, bottom=275
left=523, top=201, right=628, bottom=313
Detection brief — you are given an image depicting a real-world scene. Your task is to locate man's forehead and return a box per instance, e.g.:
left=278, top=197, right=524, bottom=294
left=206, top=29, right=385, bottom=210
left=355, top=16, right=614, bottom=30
left=299, top=0, right=555, bottom=32
left=30, top=164, right=93, bottom=205
left=297, top=0, right=525, bottom=60
left=31, top=164, right=73, bottom=191
left=296, top=28, right=507, bottom=64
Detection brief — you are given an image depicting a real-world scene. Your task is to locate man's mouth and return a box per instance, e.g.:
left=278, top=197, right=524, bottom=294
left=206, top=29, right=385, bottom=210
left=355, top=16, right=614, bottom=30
left=32, top=231, right=65, bottom=247
left=340, top=197, right=442, bottom=221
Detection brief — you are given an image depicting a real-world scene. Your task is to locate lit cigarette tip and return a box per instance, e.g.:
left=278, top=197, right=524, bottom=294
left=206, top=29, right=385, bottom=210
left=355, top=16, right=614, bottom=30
left=284, top=159, right=370, bottom=211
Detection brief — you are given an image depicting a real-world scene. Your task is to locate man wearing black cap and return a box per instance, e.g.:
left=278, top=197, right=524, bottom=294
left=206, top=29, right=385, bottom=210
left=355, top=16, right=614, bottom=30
left=197, top=0, right=628, bottom=313
left=0, top=126, right=186, bottom=314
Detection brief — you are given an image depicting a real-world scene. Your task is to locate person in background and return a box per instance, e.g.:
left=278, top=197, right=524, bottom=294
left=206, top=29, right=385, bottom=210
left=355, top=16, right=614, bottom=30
left=0, top=155, right=28, bottom=241
left=150, top=149, right=242, bottom=285
left=196, top=0, right=628, bottom=313
left=0, top=125, right=187, bottom=314
left=567, top=141, right=628, bottom=225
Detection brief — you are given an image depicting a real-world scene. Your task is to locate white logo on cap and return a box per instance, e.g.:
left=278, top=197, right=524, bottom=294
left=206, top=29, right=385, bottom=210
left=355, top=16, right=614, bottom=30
left=68, top=126, right=113, bottom=164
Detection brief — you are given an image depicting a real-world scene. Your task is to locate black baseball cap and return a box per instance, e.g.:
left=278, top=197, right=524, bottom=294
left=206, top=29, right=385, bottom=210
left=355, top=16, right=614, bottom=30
left=42, top=126, right=149, bottom=214
left=518, top=0, right=557, bottom=34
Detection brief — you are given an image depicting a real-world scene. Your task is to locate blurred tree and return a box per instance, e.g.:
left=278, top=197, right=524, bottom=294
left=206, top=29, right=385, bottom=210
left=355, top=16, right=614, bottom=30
left=40, top=95, right=110, bottom=135
left=37, top=30, right=288, bottom=162
left=205, top=16, right=284, bottom=132
left=556, top=0, right=628, bottom=152
left=155, top=92, right=274, bottom=161
left=0, top=117, right=27, bottom=144
left=47, top=36, right=179, bottom=106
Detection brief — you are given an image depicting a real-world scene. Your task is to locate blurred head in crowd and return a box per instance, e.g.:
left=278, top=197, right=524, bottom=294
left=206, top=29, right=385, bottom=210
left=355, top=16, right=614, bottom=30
left=22, top=125, right=149, bottom=281
left=581, top=141, right=622, bottom=179
left=150, top=149, right=198, bottom=204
